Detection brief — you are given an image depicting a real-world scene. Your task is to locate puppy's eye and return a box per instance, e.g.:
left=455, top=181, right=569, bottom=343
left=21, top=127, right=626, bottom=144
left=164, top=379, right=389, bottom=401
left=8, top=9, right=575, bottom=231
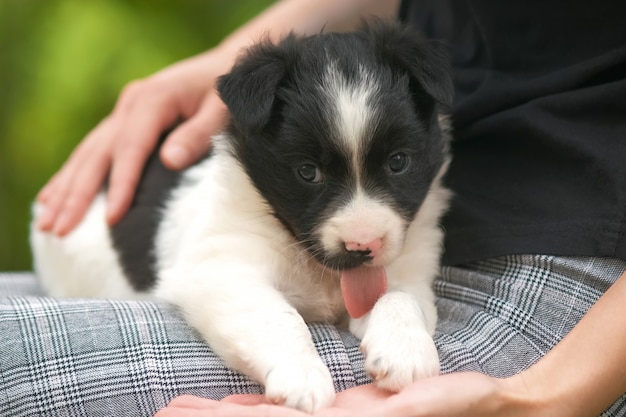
left=387, top=152, right=410, bottom=174
left=297, top=164, right=323, bottom=183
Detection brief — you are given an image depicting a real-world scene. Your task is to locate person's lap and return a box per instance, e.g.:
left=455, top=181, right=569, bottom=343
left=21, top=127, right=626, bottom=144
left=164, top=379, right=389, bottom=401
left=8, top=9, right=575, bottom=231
left=0, top=272, right=365, bottom=416
left=2, top=255, right=625, bottom=416
left=436, top=255, right=625, bottom=376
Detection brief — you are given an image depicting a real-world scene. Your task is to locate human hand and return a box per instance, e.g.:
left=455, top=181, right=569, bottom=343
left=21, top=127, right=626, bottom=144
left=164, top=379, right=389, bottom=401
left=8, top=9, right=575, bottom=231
left=154, top=384, right=392, bottom=417
left=155, top=372, right=537, bottom=417
left=34, top=0, right=402, bottom=237
left=36, top=48, right=231, bottom=236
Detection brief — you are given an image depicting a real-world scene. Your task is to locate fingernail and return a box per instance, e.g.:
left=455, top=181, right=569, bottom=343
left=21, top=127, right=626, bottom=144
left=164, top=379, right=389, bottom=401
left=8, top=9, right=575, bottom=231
left=52, top=213, right=69, bottom=236
left=36, top=206, right=54, bottom=230
left=163, top=145, right=190, bottom=169
left=105, top=202, right=120, bottom=226
left=36, top=187, right=49, bottom=203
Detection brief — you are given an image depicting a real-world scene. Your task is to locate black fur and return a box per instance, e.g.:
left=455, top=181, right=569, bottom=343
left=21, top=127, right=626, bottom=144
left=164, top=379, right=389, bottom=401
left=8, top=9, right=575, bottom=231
left=109, top=135, right=183, bottom=291
left=217, top=23, right=452, bottom=270
left=109, top=22, right=452, bottom=285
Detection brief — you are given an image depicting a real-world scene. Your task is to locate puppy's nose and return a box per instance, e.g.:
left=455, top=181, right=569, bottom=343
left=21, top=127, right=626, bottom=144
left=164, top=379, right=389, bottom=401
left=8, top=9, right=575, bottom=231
left=345, top=238, right=383, bottom=257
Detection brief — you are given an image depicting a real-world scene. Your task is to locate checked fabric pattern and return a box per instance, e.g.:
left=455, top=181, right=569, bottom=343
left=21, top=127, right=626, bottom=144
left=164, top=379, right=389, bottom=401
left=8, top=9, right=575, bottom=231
left=2, top=254, right=626, bottom=416
left=0, top=272, right=368, bottom=417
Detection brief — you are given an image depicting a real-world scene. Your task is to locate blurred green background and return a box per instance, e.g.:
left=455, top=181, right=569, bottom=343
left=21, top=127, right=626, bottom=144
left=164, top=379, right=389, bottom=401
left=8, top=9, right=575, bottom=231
left=0, top=0, right=274, bottom=271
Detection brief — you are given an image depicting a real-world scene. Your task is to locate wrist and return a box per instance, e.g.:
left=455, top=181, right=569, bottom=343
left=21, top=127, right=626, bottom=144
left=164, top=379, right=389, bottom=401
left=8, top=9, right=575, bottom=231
left=472, top=374, right=541, bottom=417
left=502, top=370, right=570, bottom=417
left=496, top=373, right=539, bottom=416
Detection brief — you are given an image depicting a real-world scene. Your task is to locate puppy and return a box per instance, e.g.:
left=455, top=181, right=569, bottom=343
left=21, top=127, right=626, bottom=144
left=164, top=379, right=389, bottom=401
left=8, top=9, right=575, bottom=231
left=31, top=22, right=452, bottom=413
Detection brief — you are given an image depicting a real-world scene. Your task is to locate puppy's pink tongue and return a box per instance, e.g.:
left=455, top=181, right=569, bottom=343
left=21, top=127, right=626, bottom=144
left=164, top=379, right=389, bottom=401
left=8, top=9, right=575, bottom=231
left=340, top=266, right=387, bottom=319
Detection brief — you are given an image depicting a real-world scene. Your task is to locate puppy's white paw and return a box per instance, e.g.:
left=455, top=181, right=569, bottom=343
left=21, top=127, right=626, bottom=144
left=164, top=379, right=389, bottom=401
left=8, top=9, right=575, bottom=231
left=264, top=357, right=336, bottom=413
left=361, top=327, right=439, bottom=392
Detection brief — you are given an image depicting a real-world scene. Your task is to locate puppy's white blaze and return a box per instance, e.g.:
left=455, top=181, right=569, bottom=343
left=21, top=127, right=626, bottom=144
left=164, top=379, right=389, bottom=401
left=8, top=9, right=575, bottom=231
left=323, top=63, right=379, bottom=184
left=317, top=189, right=406, bottom=265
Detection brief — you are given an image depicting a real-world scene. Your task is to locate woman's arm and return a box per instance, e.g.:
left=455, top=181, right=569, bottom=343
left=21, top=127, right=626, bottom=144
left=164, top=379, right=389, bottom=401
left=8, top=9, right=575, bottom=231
left=155, top=270, right=626, bottom=416
left=37, top=0, right=401, bottom=236
left=509, top=269, right=626, bottom=416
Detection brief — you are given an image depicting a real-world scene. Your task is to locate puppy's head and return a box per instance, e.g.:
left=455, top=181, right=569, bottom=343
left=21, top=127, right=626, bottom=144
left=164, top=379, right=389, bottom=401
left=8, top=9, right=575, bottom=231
left=217, top=22, right=452, bottom=271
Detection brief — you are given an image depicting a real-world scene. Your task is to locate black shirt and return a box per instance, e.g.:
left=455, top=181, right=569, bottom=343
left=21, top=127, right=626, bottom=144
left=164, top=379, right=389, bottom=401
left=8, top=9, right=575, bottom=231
left=399, top=0, right=626, bottom=265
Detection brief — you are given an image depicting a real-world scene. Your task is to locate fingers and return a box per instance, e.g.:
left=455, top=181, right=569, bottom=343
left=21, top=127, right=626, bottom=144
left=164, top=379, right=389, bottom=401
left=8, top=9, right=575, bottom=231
left=104, top=85, right=180, bottom=225
left=36, top=171, right=62, bottom=205
left=36, top=119, right=114, bottom=236
left=161, top=92, right=227, bottom=170
left=36, top=76, right=184, bottom=232
left=165, top=395, right=223, bottom=410
left=221, top=394, right=267, bottom=405
left=107, top=87, right=226, bottom=225
left=34, top=52, right=229, bottom=236
left=155, top=395, right=312, bottom=417
left=104, top=136, right=155, bottom=226
left=331, top=384, right=391, bottom=409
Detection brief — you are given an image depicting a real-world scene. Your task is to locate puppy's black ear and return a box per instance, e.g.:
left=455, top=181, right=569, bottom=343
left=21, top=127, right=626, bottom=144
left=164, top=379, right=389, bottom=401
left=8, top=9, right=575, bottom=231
left=367, top=22, right=454, bottom=108
left=217, top=40, right=289, bottom=135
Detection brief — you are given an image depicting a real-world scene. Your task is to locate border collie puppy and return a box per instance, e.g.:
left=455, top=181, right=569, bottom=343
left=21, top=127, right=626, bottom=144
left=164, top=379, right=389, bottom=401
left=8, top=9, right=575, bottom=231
left=31, top=22, right=452, bottom=413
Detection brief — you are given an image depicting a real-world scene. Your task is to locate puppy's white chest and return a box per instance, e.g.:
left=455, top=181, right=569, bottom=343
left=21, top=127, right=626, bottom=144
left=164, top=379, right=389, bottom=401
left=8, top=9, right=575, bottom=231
left=275, top=254, right=346, bottom=324
left=154, top=155, right=346, bottom=325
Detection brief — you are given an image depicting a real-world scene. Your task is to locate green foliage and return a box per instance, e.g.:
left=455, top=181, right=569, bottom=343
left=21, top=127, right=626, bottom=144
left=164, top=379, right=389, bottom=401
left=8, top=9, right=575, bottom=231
left=0, top=0, right=273, bottom=270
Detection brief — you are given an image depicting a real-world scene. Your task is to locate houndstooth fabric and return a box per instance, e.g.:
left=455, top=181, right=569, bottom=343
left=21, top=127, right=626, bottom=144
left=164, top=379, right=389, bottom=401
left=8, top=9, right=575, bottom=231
left=1, top=255, right=625, bottom=416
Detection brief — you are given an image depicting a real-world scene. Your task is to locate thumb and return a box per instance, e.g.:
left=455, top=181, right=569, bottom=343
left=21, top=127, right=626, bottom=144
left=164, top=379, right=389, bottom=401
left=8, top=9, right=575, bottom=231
left=161, top=93, right=228, bottom=170
left=221, top=394, right=267, bottom=405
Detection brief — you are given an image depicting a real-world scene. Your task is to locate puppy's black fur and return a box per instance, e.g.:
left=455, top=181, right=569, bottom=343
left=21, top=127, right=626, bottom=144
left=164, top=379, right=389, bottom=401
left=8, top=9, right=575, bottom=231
left=110, top=135, right=182, bottom=291
left=218, top=23, right=452, bottom=269
left=110, top=22, right=452, bottom=288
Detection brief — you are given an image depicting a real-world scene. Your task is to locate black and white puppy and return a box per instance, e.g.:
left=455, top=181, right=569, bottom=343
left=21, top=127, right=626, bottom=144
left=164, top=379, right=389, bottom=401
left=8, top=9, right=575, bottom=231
left=31, top=23, right=452, bottom=413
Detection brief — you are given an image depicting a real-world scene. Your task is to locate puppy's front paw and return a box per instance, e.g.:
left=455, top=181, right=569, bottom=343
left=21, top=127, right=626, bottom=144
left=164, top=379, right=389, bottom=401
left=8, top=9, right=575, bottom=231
left=264, top=357, right=336, bottom=413
left=361, top=327, right=439, bottom=391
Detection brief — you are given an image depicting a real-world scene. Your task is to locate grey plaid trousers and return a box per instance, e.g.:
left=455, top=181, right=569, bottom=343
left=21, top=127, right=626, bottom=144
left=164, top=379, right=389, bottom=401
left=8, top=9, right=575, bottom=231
left=1, top=255, right=625, bottom=416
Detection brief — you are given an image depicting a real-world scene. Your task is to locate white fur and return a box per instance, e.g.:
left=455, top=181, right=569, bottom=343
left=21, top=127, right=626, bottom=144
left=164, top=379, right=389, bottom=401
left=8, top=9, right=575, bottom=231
left=31, top=137, right=343, bottom=412
left=32, top=194, right=142, bottom=300
left=350, top=162, right=450, bottom=389
left=322, top=63, right=379, bottom=181
left=316, top=188, right=406, bottom=266
left=31, top=91, right=450, bottom=414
